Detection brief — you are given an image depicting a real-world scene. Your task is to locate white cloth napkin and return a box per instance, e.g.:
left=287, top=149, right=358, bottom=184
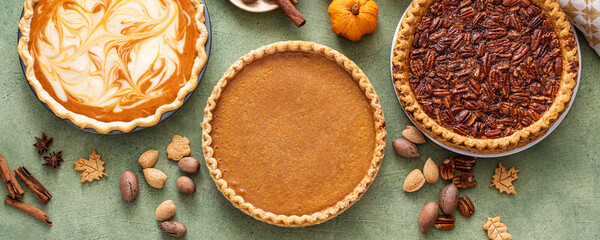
left=558, top=0, right=600, bottom=55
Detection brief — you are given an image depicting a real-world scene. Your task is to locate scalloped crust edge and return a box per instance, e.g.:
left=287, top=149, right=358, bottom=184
left=201, top=41, right=387, bottom=227
left=392, top=0, right=578, bottom=154
left=17, top=0, right=209, bottom=134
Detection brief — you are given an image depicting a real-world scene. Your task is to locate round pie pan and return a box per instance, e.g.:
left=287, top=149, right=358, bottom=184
left=389, top=4, right=582, bottom=158
left=17, top=0, right=212, bottom=135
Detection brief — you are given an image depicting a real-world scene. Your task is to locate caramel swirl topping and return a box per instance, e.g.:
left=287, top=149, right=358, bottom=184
left=29, top=0, right=199, bottom=122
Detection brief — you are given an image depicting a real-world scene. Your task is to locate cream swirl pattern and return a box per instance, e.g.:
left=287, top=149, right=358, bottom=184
left=21, top=0, right=205, bottom=125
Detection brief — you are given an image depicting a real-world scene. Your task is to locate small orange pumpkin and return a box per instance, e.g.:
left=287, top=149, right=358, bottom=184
left=328, top=0, right=379, bottom=41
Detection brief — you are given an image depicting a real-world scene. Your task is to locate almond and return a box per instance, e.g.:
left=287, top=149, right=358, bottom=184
left=423, top=158, right=439, bottom=184
left=155, top=200, right=177, bottom=221
left=143, top=168, right=167, bottom=189
left=138, top=149, right=158, bottom=169
left=402, top=126, right=426, bottom=144
left=403, top=169, right=426, bottom=192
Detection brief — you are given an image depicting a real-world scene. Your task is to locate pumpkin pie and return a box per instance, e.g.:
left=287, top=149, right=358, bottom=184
left=18, top=0, right=208, bottom=133
left=392, top=0, right=578, bottom=154
left=202, top=41, right=386, bottom=226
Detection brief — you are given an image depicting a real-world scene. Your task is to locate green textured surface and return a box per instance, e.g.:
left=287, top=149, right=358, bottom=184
left=0, top=0, right=599, bottom=239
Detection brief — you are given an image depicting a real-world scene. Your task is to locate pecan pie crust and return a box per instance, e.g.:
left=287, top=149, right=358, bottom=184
left=393, top=0, right=578, bottom=154
left=18, top=0, right=209, bottom=133
left=202, top=41, right=386, bottom=226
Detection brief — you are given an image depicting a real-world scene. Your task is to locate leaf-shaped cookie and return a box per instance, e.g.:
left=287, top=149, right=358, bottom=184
left=490, top=162, right=519, bottom=194
left=73, top=149, right=108, bottom=183
left=483, top=216, right=512, bottom=240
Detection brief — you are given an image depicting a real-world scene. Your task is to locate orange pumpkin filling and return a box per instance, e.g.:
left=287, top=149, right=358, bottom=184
left=210, top=52, right=377, bottom=216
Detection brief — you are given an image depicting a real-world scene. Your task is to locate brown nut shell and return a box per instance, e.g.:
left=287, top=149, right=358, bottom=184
left=402, top=126, right=426, bottom=144
left=119, top=170, right=139, bottom=203
left=423, top=158, right=439, bottom=184
left=392, top=139, right=421, bottom=158
left=178, top=157, right=200, bottom=174
left=176, top=176, right=196, bottom=194
left=159, top=221, right=187, bottom=237
left=439, top=183, right=459, bottom=214
left=418, top=201, right=439, bottom=233
left=403, top=169, right=426, bottom=192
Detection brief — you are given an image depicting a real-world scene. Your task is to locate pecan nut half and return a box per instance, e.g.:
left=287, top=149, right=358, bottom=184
left=434, top=215, right=455, bottom=230
left=453, top=172, right=477, bottom=188
left=454, top=156, right=476, bottom=172
left=458, top=196, right=475, bottom=218
left=440, top=156, right=455, bottom=180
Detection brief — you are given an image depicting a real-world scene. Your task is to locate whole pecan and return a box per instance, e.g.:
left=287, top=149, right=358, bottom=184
left=458, top=196, right=475, bottom=217
left=454, top=156, right=476, bottom=172
left=434, top=215, right=455, bottom=230
left=453, top=172, right=477, bottom=188
left=440, top=157, right=455, bottom=180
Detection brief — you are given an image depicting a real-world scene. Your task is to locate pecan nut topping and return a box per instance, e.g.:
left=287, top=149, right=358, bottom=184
left=434, top=215, right=455, bottom=230
left=407, top=0, right=564, bottom=139
left=458, top=196, right=475, bottom=217
left=455, top=156, right=476, bottom=172
left=453, top=172, right=477, bottom=188
left=440, top=156, right=455, bottom=180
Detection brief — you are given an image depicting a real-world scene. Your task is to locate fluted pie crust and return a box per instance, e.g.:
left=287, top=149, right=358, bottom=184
left=392, top=0, right=578, bottom=154
left=18, top=0, right=208, bottom=133
left=202, top=41, right=386, bottom=226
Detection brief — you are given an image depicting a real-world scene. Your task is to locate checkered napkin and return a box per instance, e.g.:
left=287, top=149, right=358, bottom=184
left=558, top=0, right=600, bottom=55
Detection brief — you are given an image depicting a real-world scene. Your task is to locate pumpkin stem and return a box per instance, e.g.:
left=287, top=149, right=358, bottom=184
left=351, top=4, right=360, bottom=15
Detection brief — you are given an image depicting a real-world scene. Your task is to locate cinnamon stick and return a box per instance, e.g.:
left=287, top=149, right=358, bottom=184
left=274, top=0, right=305, bottom=27
left=15, top=167, right=52, bottom=204
left=4, top=196, right=52, bottom=225
left=290, top=0, right=298, bottom=5
left=0, top=154, right=24, bottom=198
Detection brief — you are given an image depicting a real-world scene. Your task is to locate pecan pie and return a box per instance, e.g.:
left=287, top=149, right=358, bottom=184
left=202, top=41, right=386, bottom=226
left=18, top=0, right=208, bottom=133
left=393, top=0, right=578, bottom=154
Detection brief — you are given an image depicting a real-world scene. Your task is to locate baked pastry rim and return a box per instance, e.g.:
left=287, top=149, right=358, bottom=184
left=201, top=41, right=387, bottom=226
left=391, top=0, right=579, bottom=154
left=17, top=0, right=209, bottom=134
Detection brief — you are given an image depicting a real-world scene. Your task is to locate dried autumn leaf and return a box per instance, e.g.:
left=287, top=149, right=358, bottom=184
left=73, top=149, right=107, bottom=183
left=482, top=216, right=512, bottom=240
left=490, top=162, right=519, bottom=195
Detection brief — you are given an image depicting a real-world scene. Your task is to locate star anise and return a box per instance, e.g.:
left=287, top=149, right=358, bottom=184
left=34, top=133, right=53, bottom=155
left=43, top=151, right=63, bottom=170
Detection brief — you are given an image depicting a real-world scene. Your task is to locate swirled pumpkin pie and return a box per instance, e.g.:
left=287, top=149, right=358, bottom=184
left=202, top=41, right=386, bottom=226
left=18, top=0, right=208, bottom=133
left=392, top=0, right=578, bottom=154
